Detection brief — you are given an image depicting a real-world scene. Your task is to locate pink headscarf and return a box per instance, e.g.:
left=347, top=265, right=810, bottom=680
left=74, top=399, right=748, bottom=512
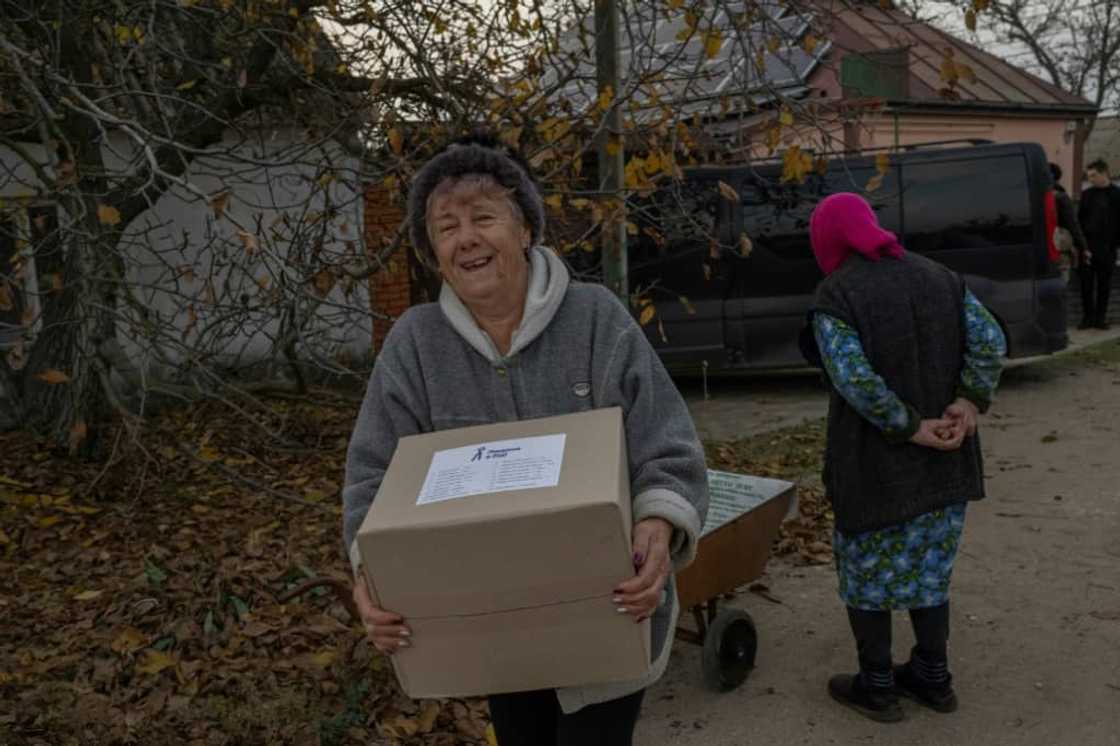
left=809, top=192, right=905, bottom=275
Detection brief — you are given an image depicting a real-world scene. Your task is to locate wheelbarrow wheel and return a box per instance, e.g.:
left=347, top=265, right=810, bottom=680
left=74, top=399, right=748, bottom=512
left=701, top=609, right=757, bottom=692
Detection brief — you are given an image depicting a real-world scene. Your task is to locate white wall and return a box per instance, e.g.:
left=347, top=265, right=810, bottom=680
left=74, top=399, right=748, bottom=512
left=0, top=129, right=371, bottom=380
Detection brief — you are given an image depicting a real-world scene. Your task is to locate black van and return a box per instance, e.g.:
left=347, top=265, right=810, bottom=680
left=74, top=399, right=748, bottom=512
left=628, top=141, right=1067, bottom=371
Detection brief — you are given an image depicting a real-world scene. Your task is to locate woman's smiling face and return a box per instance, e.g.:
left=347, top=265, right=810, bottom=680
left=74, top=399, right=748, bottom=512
left=427, top=176, right=531, bottom=308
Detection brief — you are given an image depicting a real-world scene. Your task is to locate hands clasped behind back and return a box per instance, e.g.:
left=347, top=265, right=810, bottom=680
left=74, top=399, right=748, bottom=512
left=909, top=398, right=980, bottom=452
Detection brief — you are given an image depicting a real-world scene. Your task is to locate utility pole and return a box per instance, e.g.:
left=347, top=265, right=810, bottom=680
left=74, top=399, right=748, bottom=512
left=595, top=0, right=628, bottom=303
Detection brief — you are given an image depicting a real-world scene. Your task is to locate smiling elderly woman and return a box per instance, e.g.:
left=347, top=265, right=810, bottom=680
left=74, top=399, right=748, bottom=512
left=341, top=136, right=708, bottom=746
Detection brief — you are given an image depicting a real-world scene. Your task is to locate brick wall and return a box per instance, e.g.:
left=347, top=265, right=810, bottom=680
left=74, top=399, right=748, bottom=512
left=364, top=184, right=412, bottom=352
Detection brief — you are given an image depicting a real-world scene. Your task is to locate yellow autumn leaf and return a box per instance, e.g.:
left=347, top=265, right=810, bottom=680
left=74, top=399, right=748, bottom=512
left=779, top=108, right=794, bottom=127
left=940, top=56, right=959, bottom=85
left=780, top=145, right=812, bottom=184
left=97, top=204, right=121, bottom=226
left=209, top=192, right=230, bottom=219
left=175, top=79, right=197, bottom=91
left=388, top=128, right=403, bottom=155
left=875, top=152, right=890, bottom=175
left=718, top=180, right=739, bottom=202
left=803, top=34, right=819, bottom=54
left=865, top=173, right=885, bottom=193
left=135, top=649, right=177, bottom=675
left=486, top=724, right=498, bottom=746
left=666, top=0, right=684, bottom=9
left=111, top=627, right=147, bottom=654
left=0, top=283, right=13, bottom=312
left=38, top=516, right=62, bottom=529
left=418, top=701, right=441, bottom=733
left=703, top=29, right=723, bottom=59
left=236, top=230, right=258, bottom=254
left=639, top=304, right=656, bottom=326
left=544, top=194, right=563, bottom=212
left=680, top=296, right=696, bottom=315
left=73, top=589, right=103, bottom=601
left=35, top=369, right=70, bottom=384
left=964, top=9, right=977, bottom=31
left=765, top=126, right=781, bottom=152
left=68, top=421, right=87, bottom=453
left=767, top=36, right=781, bottom=54
left=740, top=233, right=754, bottom=257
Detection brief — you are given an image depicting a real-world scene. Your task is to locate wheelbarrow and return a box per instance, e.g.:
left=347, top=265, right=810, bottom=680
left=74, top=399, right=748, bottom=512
left=675, top=470, right=797, bottom=692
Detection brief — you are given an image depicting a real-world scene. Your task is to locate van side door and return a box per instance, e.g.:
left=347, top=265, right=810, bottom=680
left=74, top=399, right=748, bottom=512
left=628, top=178, right=738, bottom=370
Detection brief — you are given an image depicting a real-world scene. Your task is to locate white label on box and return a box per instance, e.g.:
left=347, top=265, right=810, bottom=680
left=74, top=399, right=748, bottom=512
left=416, top=434, right=567, bottom=505
left=702, top=470, right=796, bottom=537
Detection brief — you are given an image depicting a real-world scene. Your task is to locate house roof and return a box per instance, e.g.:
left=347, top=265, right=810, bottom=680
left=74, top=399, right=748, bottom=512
left=812, top=0, right=1096, bottom=114
left=547, top=1, right=827, bottom=119
left=546, top=0, right=1095, bottom=121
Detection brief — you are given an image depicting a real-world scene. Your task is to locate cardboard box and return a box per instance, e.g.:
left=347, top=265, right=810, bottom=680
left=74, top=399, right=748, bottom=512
left=355, top=407, right=651, bottom=699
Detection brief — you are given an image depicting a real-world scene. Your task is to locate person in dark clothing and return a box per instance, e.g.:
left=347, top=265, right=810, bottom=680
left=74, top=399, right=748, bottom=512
left=802, top=193, right=1007, bottom=723
left=1049, top=163, right=1088, bottom=282
left=1077, top=160, right=1120, bottom=329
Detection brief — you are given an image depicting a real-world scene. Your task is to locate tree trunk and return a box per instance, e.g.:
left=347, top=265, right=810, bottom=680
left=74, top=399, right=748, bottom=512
left=22, top=214, right=119, bottom=458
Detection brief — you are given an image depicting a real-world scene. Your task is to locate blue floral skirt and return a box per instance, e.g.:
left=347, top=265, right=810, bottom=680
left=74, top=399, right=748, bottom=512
left=833, top=503, right=967, bottom=611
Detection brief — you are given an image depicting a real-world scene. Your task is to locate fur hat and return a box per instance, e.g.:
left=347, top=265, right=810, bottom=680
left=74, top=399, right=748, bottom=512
left=407, top=135, right=545, bottom=269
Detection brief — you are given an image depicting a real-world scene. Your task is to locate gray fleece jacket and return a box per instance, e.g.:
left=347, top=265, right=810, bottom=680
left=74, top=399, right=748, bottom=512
left=342, top=246, right=709, bottom=712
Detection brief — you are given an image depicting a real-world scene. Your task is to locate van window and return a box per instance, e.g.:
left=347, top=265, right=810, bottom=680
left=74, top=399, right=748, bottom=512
left=901, top=156, right=1032, bottom=253
left=741, top=167, right=901, bottom=264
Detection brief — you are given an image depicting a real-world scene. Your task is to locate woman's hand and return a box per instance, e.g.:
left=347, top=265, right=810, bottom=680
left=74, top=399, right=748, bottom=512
left=353, top=571, right=411, bottom=654
left=910, top=418, right=965, bottom=451
left=943, top=397, right=979, bottom=438
left=614, top=517, right=674, bottom=623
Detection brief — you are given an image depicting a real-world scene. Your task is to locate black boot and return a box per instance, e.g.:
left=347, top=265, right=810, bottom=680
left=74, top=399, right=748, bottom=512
left=894, top=660, right=958, bottom=713
left=828, top=673, right=904, bottom=723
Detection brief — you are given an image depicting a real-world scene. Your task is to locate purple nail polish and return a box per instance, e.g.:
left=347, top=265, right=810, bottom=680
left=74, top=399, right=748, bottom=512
left=633, top=552, right=644, bottom=566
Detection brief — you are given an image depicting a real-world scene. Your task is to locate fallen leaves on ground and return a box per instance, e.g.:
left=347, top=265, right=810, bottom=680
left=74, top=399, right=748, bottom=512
left=0, top=391, right=496, bottom=745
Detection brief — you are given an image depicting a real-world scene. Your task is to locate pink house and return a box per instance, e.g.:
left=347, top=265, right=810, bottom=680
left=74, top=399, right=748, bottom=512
left=787, top=1, right=1098, bottom=194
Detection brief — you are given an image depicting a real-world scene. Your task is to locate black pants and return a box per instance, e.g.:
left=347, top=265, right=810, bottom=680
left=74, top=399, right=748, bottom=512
left=487, top=688, right=645, bottom=746
left=1080, top=261, right=1114, bottom=324
left=846, top=603, right=950, bottom=677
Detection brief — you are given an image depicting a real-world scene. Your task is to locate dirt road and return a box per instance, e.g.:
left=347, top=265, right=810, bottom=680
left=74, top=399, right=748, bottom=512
left=638, top=338, right=1120, bottom=745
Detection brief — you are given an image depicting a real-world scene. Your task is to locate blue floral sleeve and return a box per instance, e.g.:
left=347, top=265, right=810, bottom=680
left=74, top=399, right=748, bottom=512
left=957, top=289, right=1006, bottom=412
left=812, top=313, right=918, bottom=443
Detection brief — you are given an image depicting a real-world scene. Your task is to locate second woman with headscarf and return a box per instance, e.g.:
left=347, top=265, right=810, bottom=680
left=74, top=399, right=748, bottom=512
left=801, top=193, right=1007, bottom=723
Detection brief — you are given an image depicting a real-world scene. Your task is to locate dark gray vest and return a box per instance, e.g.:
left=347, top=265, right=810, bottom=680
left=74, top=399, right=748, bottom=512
left=814, top=252, right=985, bottom=534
